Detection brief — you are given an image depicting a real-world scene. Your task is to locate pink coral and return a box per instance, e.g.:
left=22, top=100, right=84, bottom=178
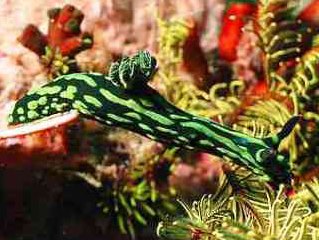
left=169, top=153, right=223, bottom=199
left=233, top=29, right=262, bottom=83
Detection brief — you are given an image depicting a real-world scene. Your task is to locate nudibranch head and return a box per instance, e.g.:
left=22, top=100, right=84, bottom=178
left=257, top=116, right=301, bottom=186
left=108, top=50, right=157, bottom=90
left=262, top=151, right=293, bottom=187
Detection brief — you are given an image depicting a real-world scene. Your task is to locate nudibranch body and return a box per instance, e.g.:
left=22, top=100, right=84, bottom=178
left=8, top=51, right=299, bottom=186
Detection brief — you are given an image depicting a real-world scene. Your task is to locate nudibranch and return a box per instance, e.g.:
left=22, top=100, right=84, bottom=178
left=8, top=51, right=299, bottom=186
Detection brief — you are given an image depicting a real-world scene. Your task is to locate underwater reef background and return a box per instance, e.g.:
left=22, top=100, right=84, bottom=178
left=0, top=0, right=319, bottom=240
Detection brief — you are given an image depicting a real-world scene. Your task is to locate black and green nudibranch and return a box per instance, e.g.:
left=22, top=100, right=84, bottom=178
left=8, top=51, right=299, bottom=186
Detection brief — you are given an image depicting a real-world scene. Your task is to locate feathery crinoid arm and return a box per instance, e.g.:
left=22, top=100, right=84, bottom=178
left=8, top=51, right=299, bottom=186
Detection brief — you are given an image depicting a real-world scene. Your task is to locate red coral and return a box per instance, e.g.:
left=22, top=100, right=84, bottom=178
left=0, top=112, right=79, bottom=167
left=299, top=0, right=319, bottom=27
left=169, top=154, right=222, bottom=198
left=18, top=4, right=92, bottom=58
left=218, top=3, right=256, bottom=62
left=18, top=25, right=47, bottom=56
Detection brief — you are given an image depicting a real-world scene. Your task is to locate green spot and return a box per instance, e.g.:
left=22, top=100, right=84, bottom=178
left=56, top=104, right=67, bottom=111
left=19, top=116, right=26, bottom=122
left=17, top=108, right=24, bottom=114
left=42, top=109, right=49, bottom=115
left=60, top=85, right=77, bottom=99
left=107, top=114, right=132, bottom=123
left=60, top=91, right=73, bottom=99
left=72, top=101, right=90, bottom=115
left=68, top=85, right=77, bottom=93
left=89, top=72, right=104, bottom=77
left=84, top=95, right=102, bottom=108
left=217, top=147, right=239, bottom=159
left=51, top=103, right=57, bottom=108
left=73, top=100, right=88, bottom=110
left=60, top=91, right=75, bottom=100
left=199, top=140, right=214, bottom=146
left=189, top=134, right=197, bottom=138
left=8, top=115, right=13, bottom=123
left=185, top=145, right=194, bottom=150
left=65, top=74, right=97, bottom=87
left=52, top=98, right=58, bottom=102
left=140, top=99, right=154, bottom=108
left=37, top=86, right=62, bottom=95
left=177, top=136, right=188, bottom=142
left=145, top=134, right=156, bottom=140
left=124, top=112, right=142, bottom=120
left=271, top=135, right=279, bottom=145
left=156, top=126, right=177, bottom=135
left=27, top=110, right=39, bottom=119
left=138, top=123, right=154, bottom=133
left=38, top=96, right=47, bottom=105
left=239, top=146, right=248, bottom=151
left=170, top=114, right=189, bottom=120
left=94, top=116, right=112, bottom=125
left=27, top=101, right=38, bottom=110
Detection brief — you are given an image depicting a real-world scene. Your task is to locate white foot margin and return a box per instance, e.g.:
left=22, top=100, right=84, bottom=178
left=0, top=111, right=79, bottom=139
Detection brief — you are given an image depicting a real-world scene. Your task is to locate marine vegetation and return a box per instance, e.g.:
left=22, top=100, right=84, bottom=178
left=156, top=0, right=319, bottom=238
left=158, top=181, right=319, bottom=240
